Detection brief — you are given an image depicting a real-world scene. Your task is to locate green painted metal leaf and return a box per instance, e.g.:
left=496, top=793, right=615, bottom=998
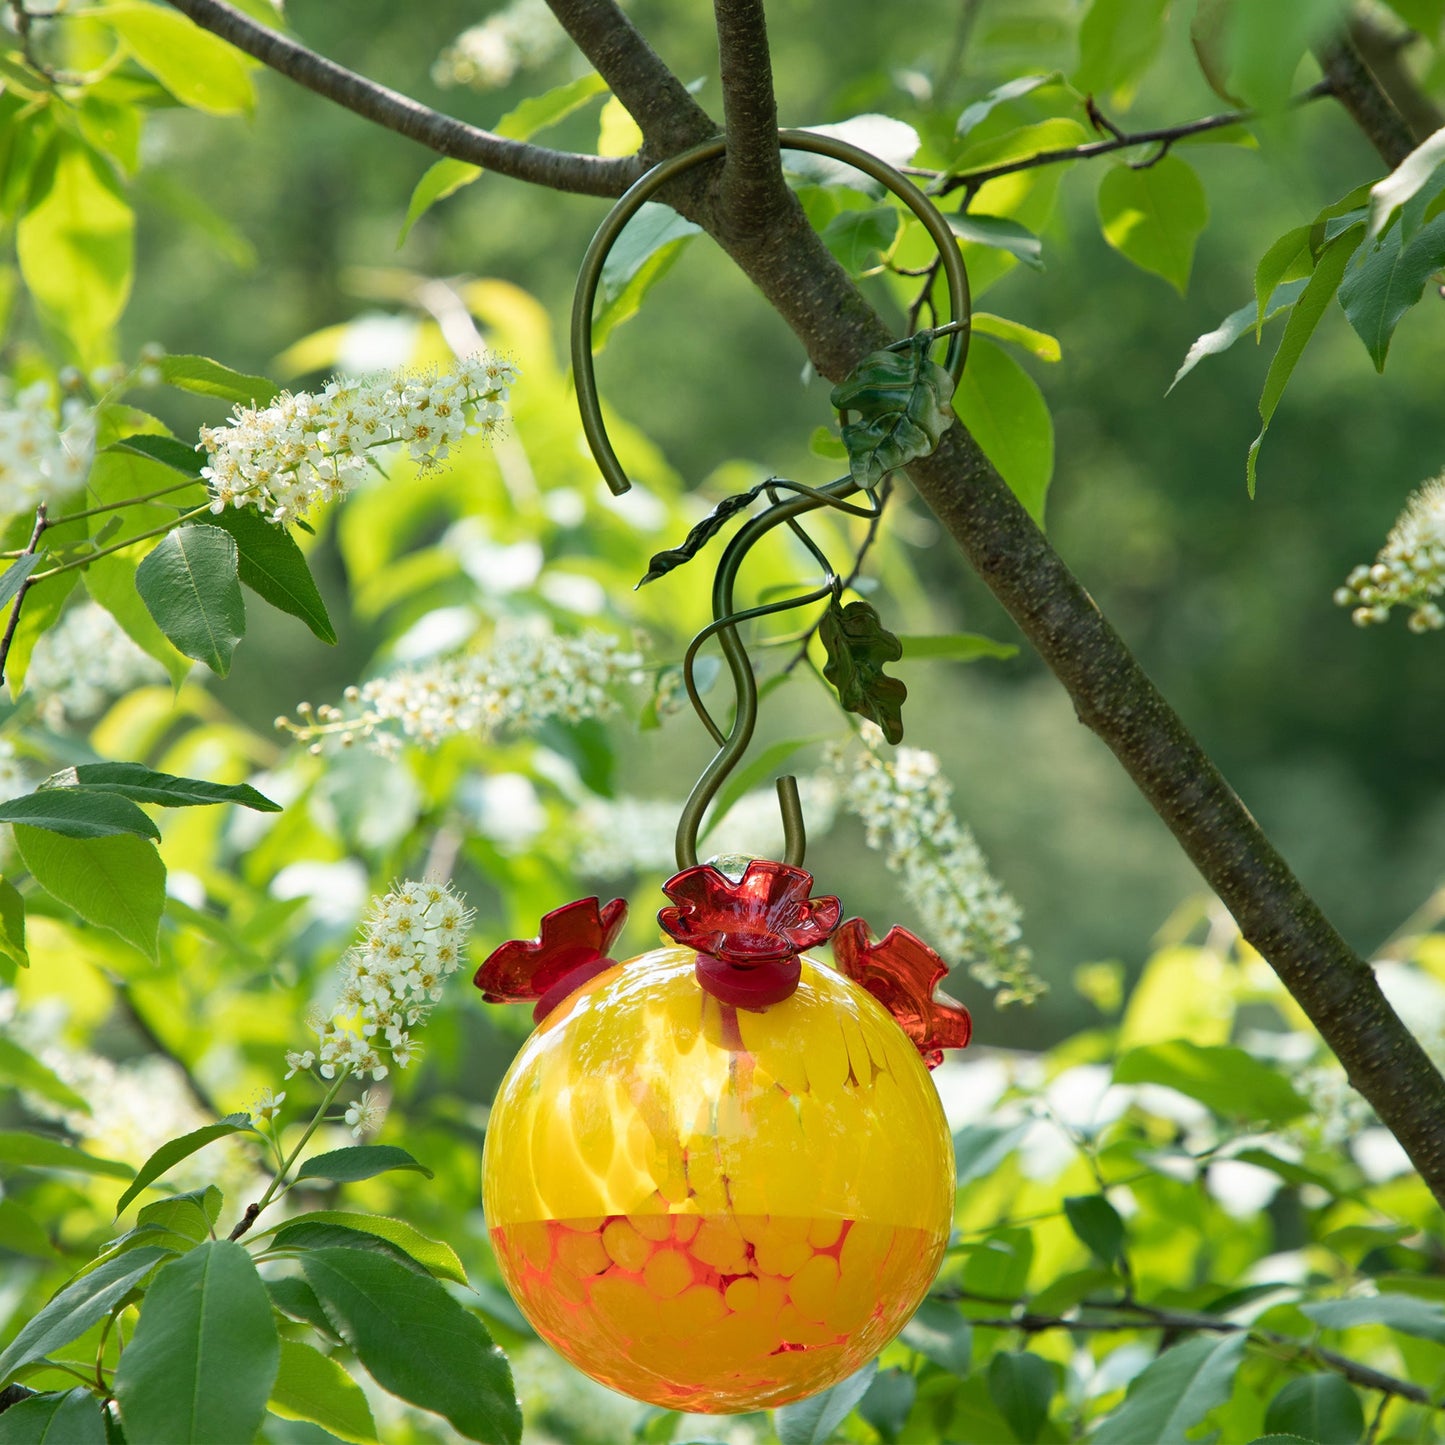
left=830, top=334, right=956, bottom=489
left=819, top=598, right=907, bottom=743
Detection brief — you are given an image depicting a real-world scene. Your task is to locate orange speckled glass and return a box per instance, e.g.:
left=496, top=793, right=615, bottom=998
left=482, top=946, right=955, bottom=1412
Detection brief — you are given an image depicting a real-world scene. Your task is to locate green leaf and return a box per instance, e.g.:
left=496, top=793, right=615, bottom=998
left=12, top=828, right=164, bottom=961
left=267, top=1277, right=342, bottom=1340
left=0, top=1387, right=106, bottom=1443
left=158, top=354, right=278, bottom=407
left=593, top=203, right=702, bottom=352
left=1097, top=155, right=1209, bottom=295
left=114, top=1116, right=253, bottom=1217
left=1263, top=1375, right=1364, bottom=1445
left=1075, top=0, right=1170, bottom=98
left=970, top=312, right=1059, bottom=360
left=1301, top=1293, right=1445, bottom=1343
left=268, top=1339, right=379, bottom=1445
left=294, top=1144, right=433, bottom=1185
left=0, top=1130, right=132, bottom=1180
left=951, top=334, right=1053, bottom=524
left=1168, top=279, right=1307, bottom=393
left=138, top=1188, right=221, bottom=1246
left=956, top=75, right=1060, bottom=137
left=830, top=332, right=957, bottom=488
left=1222, top=0, right=1352, bottom=111
left=961, top=1228, right=1034, bottom=1302
left=1254, top=226, right=1314, bottom=332
left=1247, top=224, right=1361, bottom=495
left=0, top=555, right=40, bottom=611
left=16, top=136, right=133, bottom=361
left=83, top=558, right=192, bottom=690
left=201, top=493, right=336, bottom=643
left=987, top=1351, right=1054, bottom=1445
left=700, top=736, right=830, bottom=843
left=104, top=3, right=254, bottom=115
left=109, top=432, right=205, bottom=478
left=1114, top=1041, right=1308, bottom=1123
left=268, top=1220, right=427, bottom=1272
left=896, top=632, right=1018, bottom=662
left=1338, top=212, right=1445, bottom=370
left=857, top=1367, right=916, bottom=1444
left=0, top=789, right=158, bottom=840
left=113, top=1241, right=278, bottom=1445
left=819, top=598, right=907, bottom=744
left=0, top=1246, right=168, bottom=1384
left=0, top=1036, right=88, bottom=1114
left=822, top=206, right=898, bottom=276
left=0, top=878, right=27, bottom=969
left=135, top=525, right=246, bottom=676
left=400, top=159, right=481, bottom=246
left=775, top=1361, right=877, bottom=1445
left=1368, top=124, right=1445, bottom=241
left=301, top=1248, right=520, bottom=1445
left=1063, top=1193, right=1126, bottom=1265
left=901, top=1298, right=973, bottom=1375
left=43, top=763, right=281, bottom=813
left=263, top=1211, right=467, bottom=1285
left=598, top=94, right=642, bottom=156
left=1091, top=1333, right=1246, bottom=1445
left=947, top=212, right=1045, bottom=270
left=954, top=1120, right=1030, bottom=1187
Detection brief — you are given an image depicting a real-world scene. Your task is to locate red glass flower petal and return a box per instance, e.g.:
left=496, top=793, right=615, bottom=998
left=831, top=918, right=972, bottom=1069
left=658, top=861, right=841, bottom=966
left=473, top=897, right=627, bottom=1012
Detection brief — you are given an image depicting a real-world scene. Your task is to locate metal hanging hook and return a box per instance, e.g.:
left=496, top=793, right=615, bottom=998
left=570, top=129, right=972, bottom=872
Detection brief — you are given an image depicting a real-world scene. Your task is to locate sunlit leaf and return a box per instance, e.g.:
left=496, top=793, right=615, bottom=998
left=1097, top=155, right=1209, bottom=295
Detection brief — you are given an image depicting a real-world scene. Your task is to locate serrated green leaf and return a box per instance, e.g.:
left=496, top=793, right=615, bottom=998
left=988, top=1352, right=1054, bottom=1445
left=113, top=1241, right=278, bottom=1445
left=295, top=1144, right=432, bottom=1184
left=830, top=333, right=956, bottom=488
left=594, top=203, right=702, bottom=352
left=1338, top=212, right=1445, bottom=370
left=43, top=762, right=280, bottom=813
left=0, top=555, right=40, bottom=611
left=1302, top=1293, right=1445, bottom=1343
left=267, top=1276, right=342, bottom=1340
left=158, top=354, right=277, bottom=407
left=104, top=3, right=254, bottom=116
left=955, top=74, right=1059, bottom=136
left=1098, top=155, right=1209, bottom=294
left=896, top=631, right=1018, bottom=662
left=1368, top=124, right=1445, bottom=242
left=775, top=1361, right=877, bottom=1445
left=114, top=1116, right=253, bottom=1216
left=0, top=1246, right=166, bottom=1384
left=0, top=878, right=27, bottom=969
left=1247, top=224, right=1361, bottom=495
left=302, top=1248, right=520, bottom=1445
left=0, top=1036, right=88, bottom=1113
left=268, top=1220, right=428, bottom=1272
left=1254, top=226, right=1313, bottom=333
left=0, top=1130, right=131, bottom=1180
left=822, top=206, right=898, bottom=276
left=901, top=1298, right=973, bottom=1375
left=0, top=789, right=158, bottom=840
left=819, top=599, right=907, bottom=744
left=1114, top=1041, right=1308, bottom=1123
left=1169, top=278, right=1307, bottom=393
left=138, top=1189, right=220, bottom=1246
left=12, top=827, right=164, bottom=960
left=0, top=1386, right=106, bottom=1443
left=1263, top=1374, right=1364, bottom=1445
left=951, top=334, right=1053, bottom=524
left=1091, top=1333, right=1246, bottom=1445
left=1075, top=0, right=1170, bottom=98
left=400, top=158, right=481, bottom=246
left=262, top=1211, right=467, bottom=1285
left=858, top=1367, right=916, bottom=1444
left=268, top=1339, right=378, bottom=1445
left=1063, top=1193, right=1126, bottom=1265
left=134, top=525, right=246, bottom=676
left=108, top=432, right=205, bottom=477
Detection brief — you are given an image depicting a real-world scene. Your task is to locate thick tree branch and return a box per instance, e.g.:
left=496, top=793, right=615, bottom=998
left=712, top=0, right=791, bottom=237
left=1316, top=33, right=1419, bottom=167
left=164, top=0, right=639, bottom=197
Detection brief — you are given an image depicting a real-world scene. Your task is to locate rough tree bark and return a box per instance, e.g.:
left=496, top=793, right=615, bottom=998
left=165, top=0, right=1445, bottom=1208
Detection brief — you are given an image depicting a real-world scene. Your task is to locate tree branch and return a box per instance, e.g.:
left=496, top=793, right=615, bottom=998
left=1315, top=32, right=1419, bottom=167
left=712, top=0, right=790, bottom=237
left=163, top=0, right=639, bottom=198
left=0, top=504, right=48, bottom=686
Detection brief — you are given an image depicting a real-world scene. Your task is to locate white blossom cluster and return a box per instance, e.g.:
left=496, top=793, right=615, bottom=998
left=200, top=355, right=517, bottom=525
left=285, top=880, right=473, bottom=1085
left=0, top=381, right=95, bottom=520
left=278, top=629, right=642, bottom=755
left=27, top=602, right=168, bottom=725
left=1336, top=474, right=1445, bottom=632
left=571, top=776, right=839, bottom=879
left=831, top=727, right=1044, bottom=1006
left=432, top=0, right=567, bottom=89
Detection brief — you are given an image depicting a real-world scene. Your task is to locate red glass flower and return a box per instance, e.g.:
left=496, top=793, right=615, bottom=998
left=831, top=918, right=972, bottom=1068
left=658, top=861, right=841, bottom=1009
left=473, top=896, right=628, bottom=1022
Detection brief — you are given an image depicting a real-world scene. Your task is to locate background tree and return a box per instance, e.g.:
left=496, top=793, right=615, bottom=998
left=0, top=0, right=1444, bottom=1441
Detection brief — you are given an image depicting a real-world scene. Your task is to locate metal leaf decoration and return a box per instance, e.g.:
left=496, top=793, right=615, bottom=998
left=819, top=598, right=907, bottom=743
left=829, top=333, right=957, bottom=489
left=636, top=482, right=770, bottom=587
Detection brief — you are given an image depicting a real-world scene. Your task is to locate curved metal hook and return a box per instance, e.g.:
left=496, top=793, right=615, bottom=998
left=570, top=129, right=972, bottom=871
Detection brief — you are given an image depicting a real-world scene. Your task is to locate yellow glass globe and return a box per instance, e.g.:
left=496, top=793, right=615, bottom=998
left=483, top=945, right=955, bottom=1412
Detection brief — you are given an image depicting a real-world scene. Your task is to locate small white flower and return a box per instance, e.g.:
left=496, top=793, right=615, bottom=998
left=1338, top=473, right=1445, bottom=632
left=283, top=1049, right=315, bottom=1079
left=344, top=1088, right=386, bottom=1139
left=251, top=1087, right=285, bottom=1124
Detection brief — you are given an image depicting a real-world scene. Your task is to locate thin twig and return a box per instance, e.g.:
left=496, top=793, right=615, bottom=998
left=162, top=0, right=639, bottom=198
left=0, top=503, right=48, bottom=685
left=934, top=0, right=986, bottom=110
